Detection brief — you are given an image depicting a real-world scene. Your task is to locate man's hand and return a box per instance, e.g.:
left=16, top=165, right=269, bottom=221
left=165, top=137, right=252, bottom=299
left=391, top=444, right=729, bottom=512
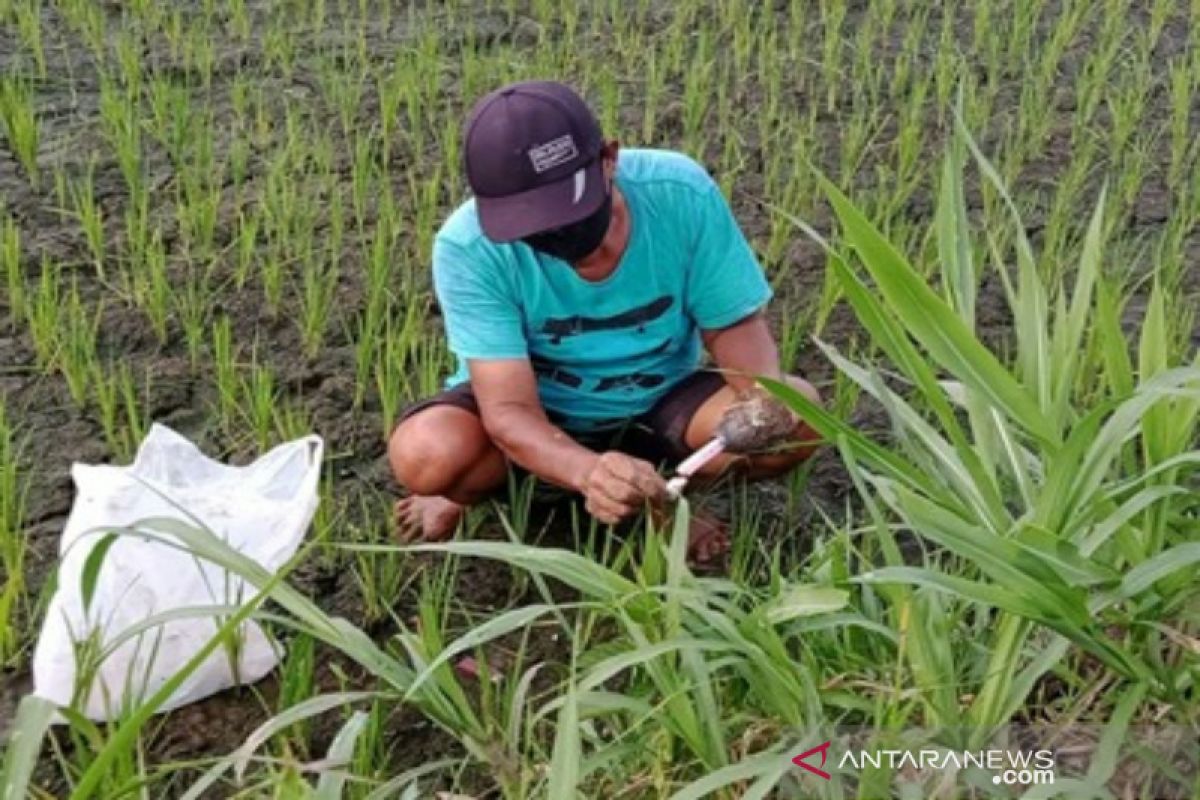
left=580, top=451, right=669, bottom=525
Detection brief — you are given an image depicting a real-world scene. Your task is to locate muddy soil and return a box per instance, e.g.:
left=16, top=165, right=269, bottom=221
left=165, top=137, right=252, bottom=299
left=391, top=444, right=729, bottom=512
left=1, top=1, right=1196, bottom=796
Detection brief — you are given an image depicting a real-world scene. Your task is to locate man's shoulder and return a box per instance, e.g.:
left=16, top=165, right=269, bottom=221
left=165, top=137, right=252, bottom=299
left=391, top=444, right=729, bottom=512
left=619, top=149, right=716, bottom=196
left=435, top=198, right=491, bottom=252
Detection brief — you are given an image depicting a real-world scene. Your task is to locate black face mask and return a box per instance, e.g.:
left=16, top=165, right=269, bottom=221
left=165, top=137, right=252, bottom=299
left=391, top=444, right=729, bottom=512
left=521, top=190, right=613, bottom=264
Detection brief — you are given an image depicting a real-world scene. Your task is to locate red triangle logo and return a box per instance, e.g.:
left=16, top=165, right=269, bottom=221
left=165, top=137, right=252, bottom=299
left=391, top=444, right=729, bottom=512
left=792, top=741, right=832, bottom=780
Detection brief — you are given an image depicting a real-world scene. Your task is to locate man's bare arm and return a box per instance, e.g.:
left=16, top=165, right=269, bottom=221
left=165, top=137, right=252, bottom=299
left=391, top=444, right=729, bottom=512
left=700, top=310, right=784, bottom=389
left=468, top=358, right=596, bottom=491
left=468, top=359, right=668, bottom=522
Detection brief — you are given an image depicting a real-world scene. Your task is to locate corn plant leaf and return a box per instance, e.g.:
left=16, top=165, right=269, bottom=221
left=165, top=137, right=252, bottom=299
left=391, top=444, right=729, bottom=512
left=404, top=604, right=556, bottom=701
left=547, top=683, right=581, bottom=799
left=829, top=251, right=976, bottom=463
left=314, top=710, right=369, bottom=800
left=1086, top=682, right=1147, bottom=786
left=856, top=567, right=1054, bottom=627
left=233, top=692, right=379, bottom=780
left=759, top=376, right=935, bottom=494
left=667, top=746, right=790, bottom=800
left=0, top=695, right=57, bottom=800
left=936, top=128, right=976, bottom=324
left=820, top=339, right=1006, bottom=530
left=80, top=531, right=119, bottom=618
left=1012, top=525, right=1121, bottom=588
left=760, top=584, right=848, bottom=624
left=818, top=174, right=1058, bottom=446
left=403, top=541, right=647, bottom=610
left=872, top=480, right=1089, bottom=627
left=1115, top=543, right=1200, bottom=602
left=1095, top=279, right=1135, bottom=400
left=1051, top=188, right=1106, bottom=421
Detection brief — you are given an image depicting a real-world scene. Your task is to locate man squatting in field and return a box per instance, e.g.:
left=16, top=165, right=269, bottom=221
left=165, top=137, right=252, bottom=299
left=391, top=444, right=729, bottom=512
left=388, top=81, right=821, bottom=561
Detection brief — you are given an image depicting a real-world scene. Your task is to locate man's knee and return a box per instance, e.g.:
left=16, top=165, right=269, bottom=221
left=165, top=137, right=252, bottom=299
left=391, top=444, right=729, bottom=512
left=782, top=374, right=821, bottom=406
left=389, top=407, right=488, bottom=496
left=743, top=374, right=822, bottom=477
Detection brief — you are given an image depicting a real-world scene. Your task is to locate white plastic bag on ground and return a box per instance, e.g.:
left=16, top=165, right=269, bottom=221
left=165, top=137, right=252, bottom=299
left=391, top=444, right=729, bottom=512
left=32, top=423, right=323, bottom=721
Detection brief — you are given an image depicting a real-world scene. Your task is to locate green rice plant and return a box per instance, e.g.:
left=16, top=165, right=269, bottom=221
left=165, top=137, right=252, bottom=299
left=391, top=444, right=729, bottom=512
left=0, top=75, right=40, bottom=189
left=774, top=124, right=1200, bottom=747
left=275, top=632, right=317, bottom=756
left=1167, top=56, right=1194, bottom=190
left=211, top=315, right=239, bottom=431
left=233, top=208, right=259, bottom=290
left=297, top=250, right=339, bottom=360
left=2, top=213, right=23, bottom=323
left=138, top=228, right=171, bottom=345
left=98, top=75, right=143, bottom=198
left=174, top=261, right=215, bottom=365
left=91, top=360, right=147, bottom=461
left=147, top=74, right=195, bottom=167
left=26, top=254, right=61, bottom=371
left=66, top=162, right=107, bottom=282
left=0, top=402, right=28, bottom=666
left=58, top=280, right=101, bottom=408
left=12, top=0, right=45, bottom=78
left=242, top=360, right=278, bottom=452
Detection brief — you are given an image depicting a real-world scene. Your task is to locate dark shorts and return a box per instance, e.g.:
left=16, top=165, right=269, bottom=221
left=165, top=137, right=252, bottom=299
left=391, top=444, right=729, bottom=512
left=397, top=370, right=727, bottom=466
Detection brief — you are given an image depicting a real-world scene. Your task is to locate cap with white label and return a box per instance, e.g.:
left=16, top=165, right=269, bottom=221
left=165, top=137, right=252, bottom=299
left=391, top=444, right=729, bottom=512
left=463, top=80, right=606, bottom=242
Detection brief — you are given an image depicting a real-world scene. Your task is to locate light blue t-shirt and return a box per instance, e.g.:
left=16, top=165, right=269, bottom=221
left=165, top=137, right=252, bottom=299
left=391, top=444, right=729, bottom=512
left=432, top=149, right=772, bottom=432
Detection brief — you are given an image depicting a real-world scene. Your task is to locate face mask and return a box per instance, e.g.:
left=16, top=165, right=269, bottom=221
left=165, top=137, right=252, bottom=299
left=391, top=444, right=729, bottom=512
left=521, top=189, right=612, bottom=264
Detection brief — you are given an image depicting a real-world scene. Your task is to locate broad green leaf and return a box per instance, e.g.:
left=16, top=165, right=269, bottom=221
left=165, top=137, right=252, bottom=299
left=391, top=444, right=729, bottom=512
left=547, top=684, right=580, bottom=800
left=403, top=541, right=645, bottom=609
left=315, top=711, right=369, bottom=800
left=668, top=746, right=790, bottom=800
left=1012, top=526, right=1120, bottom=588
left=819, top=174, right=1058, bottom=446
left=1, top=695, right=57, bottom=800
left=233, top=692, right=378, bottom=780
left=1115, top=543, right=1200, bottom=601
left=80, top=532, right=119, bottom=617
left=1086, top=683, right=1147, bottom=786
left=404, top=604, right=555, bottom=701
left=759, top=376, right=936, bottom=494
left=760, top=584, right=848, bottom=624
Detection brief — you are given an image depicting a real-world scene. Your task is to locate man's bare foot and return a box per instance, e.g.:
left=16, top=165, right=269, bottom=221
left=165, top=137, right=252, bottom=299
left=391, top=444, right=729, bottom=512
left=688, top=509, right=730, bottom=566
left=394, top=495, right=466, bottom=543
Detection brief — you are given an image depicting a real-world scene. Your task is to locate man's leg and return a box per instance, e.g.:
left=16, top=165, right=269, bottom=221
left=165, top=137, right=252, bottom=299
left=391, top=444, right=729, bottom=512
left=388, top=404, right=508, bottom=541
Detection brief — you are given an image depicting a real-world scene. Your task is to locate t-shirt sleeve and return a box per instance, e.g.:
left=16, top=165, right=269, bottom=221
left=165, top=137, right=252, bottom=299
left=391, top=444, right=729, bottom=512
left=684, top=179, right=773, bottom=330
left=432, top=237, right=528, bottom=360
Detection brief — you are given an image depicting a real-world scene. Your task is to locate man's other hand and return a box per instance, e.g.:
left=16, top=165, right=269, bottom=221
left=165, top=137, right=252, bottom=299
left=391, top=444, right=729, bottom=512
left=580, top=451, right=669, bottom=525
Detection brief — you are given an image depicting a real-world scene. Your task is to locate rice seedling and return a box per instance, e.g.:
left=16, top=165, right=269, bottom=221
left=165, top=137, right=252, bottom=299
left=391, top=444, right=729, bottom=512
left=2, top=213, right=24, bottom=323
left=98, top=75, right=143, bottom=199
left=0, top=403, right=28, bottom=667
left=242, top=360, right=279, bottom=451
left=58, top=280, right=101, bottom=408
left=26, top=254, right=61, bottom=372
left=0, top=75, right=40, bottom=189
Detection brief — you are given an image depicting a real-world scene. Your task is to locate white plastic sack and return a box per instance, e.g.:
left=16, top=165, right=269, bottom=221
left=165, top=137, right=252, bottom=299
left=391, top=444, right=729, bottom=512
left=32, top=423, right=323, bottom=721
